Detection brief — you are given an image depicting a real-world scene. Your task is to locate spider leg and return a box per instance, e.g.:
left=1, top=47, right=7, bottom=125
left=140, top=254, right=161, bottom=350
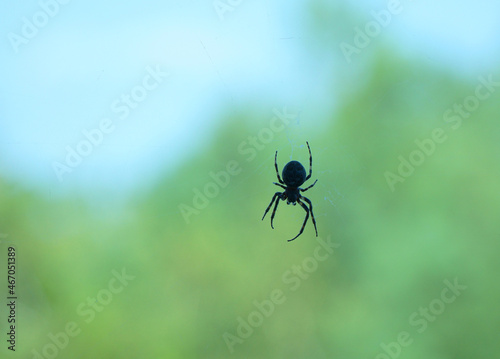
left=262, top=192, right=283, bottom=222
left=273, top=182, right=286, bottom=190
left=270, top=193, right=284, bottom=229
left=305, top=141, right=313, bottom=181
left=300, top=179, right=317, bottom=192
left=301, top=196, right=318, bottom=237
left=288, top=199, right=309, bottom=242
left=274, top=151, right=284, bottom=184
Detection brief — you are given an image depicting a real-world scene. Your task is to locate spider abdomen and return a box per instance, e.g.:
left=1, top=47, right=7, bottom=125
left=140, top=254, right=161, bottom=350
left=282, top=160, right=306, bottom=187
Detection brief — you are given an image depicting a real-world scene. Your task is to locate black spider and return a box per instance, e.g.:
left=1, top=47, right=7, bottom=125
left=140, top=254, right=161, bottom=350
left=262, top=141, right=318, bottom=242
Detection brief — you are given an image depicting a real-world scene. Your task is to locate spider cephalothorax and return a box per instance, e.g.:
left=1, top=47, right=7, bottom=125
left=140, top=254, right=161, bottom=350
left=262, top=142, right=318, bottom=242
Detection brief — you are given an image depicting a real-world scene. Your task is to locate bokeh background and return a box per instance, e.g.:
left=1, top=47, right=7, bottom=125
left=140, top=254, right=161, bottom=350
left=1, top=0, right=500, bottom=358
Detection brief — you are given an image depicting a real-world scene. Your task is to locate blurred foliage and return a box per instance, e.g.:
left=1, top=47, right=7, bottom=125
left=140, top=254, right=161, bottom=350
left=2, top=32, right=500, bottom=359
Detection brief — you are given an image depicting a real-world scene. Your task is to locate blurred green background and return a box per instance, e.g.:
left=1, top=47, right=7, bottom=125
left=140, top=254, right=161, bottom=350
left=1, top=1, right=500, bottom=358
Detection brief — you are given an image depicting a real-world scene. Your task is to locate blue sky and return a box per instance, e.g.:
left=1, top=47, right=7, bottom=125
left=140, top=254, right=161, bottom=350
left=1, top=0, right=499, bottom=198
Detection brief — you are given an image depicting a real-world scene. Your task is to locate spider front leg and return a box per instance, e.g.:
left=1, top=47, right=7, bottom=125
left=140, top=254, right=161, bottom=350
left=305, top=141, right=313, bottom=181
left=262, top=192, right=284, bottom=226
left=274, top=151, right=284, bottom=184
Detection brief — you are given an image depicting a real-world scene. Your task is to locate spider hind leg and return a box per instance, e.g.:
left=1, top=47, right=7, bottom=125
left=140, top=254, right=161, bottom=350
left=288, top=199, right=310, bottom=242
left=302, top=196, right=318, bottom=236
left=288, top=196, right=318, bottom=242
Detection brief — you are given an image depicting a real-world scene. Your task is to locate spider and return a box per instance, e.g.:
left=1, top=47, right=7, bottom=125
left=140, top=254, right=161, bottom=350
left=262, top=141, right=318, bottom=242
